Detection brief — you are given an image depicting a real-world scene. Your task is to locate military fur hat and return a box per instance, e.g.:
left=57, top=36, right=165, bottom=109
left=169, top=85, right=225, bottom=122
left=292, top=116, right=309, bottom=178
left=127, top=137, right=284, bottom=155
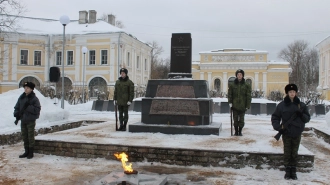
left=120, top=68, right=128, bottom=75
left=235, top=69, right=245, bottom=77
left=23, top=82, right=35, bottom=90
left=285, top=84, right=298, bottom=94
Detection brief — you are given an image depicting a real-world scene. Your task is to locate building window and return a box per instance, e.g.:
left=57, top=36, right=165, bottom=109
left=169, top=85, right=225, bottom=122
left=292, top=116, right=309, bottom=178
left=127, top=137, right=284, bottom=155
left=127, top=52, right=130, bottom=66
left=259, top=55, right=263, bottom=61
left=246, top=79, right=252, bottom=86
left=89, top=50, right=95, bottom=65
left=101, top=50, right=108, bottom=64
left=214, top=79, right=221, bottom=92
left=137, top=56, right=140, bottom=69
left=34, top=51, right=41, bottom=66
left=20, top=50, right=28, bottom=65
left=56, top=51, right=62, bottom=65
left=228, top=77, right=235, bottom=86
left=145, top=59, right=147, bottom=70
left=67, top=51, right=73, bottom=65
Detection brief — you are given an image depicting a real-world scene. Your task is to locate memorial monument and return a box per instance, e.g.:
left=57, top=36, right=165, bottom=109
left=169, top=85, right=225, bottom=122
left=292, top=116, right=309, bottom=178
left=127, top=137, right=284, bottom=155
left=129, top=33, right=221, bottom=135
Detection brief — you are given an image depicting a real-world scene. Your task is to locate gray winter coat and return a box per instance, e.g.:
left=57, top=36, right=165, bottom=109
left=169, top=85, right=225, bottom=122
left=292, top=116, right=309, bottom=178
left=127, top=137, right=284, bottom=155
left=14, top=92, right=41, bottom=121
left=271, top=96, right=310, bottom=137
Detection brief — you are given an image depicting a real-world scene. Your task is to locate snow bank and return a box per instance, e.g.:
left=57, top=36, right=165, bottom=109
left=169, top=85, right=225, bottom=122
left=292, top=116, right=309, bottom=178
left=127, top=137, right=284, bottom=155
left=0, top=88, right=69, bottom=134
left=326, top=111, right=330, bottom=127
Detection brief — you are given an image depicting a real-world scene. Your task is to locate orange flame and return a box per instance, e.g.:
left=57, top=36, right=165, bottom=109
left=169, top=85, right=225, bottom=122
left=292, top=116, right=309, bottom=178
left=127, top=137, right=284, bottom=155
left=114, top=152, right=133, bottom=172
left=188, top=121, right=195, bottom=126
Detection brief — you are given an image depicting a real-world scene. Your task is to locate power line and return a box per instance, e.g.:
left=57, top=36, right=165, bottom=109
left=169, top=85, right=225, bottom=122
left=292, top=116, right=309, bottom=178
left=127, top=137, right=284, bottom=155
left=124, top=22, right=330, bottom=34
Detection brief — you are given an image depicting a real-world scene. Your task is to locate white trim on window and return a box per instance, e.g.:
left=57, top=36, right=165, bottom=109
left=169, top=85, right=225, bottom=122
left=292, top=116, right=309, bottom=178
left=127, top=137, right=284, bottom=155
left=20, top=49, right=28, bottom=65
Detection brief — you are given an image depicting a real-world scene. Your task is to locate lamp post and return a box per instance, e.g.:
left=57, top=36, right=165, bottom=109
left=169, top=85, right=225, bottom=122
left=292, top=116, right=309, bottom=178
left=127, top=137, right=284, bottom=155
left=82, top=46, right=88, bottom=103
left=59, top=15, right=70, bottom=109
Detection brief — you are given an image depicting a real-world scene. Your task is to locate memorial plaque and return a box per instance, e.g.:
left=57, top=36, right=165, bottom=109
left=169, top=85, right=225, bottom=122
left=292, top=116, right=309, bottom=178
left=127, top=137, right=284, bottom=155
left=150, top=99, right=199, bottom=115
left=170, top=33, right=192, bottom=74
left=155, top=85, right=195, bottom=98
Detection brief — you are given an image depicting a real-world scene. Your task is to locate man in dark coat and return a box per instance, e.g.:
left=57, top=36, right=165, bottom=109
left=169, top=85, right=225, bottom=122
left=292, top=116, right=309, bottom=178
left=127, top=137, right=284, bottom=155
left=14, top=82, right=41, bottom=159
left=271, top=84, right=310, bottom=180
left=228, top=69, right=252, bottom=136
left=113, top=68, right=134, bottom=131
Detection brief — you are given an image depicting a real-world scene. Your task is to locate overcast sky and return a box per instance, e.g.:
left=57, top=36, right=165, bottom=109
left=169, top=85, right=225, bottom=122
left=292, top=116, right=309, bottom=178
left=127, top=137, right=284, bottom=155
left=20, top=0, right=330, bottom=61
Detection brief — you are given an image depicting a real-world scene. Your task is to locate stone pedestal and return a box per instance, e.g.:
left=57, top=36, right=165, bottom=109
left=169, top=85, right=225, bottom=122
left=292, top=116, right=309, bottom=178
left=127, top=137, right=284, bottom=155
left=129, top=79, right=221, bottom=135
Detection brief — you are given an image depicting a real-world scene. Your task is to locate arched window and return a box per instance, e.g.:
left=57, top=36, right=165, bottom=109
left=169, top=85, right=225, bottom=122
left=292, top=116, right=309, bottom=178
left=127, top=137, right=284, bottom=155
left=56, top=77, right=72, bottom=94
left=246, top=79, right=252, bottom=86
left=228, top=77, right=235, bottom=86
left=214, top=78, right=221, bottom=92
left=89, top=77, right=107, bottom=98
left=19, top=77, right=41, bottom=90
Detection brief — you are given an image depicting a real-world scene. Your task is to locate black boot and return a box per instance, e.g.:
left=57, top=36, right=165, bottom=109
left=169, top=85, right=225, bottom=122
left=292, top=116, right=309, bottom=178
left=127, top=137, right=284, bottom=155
left=121, top=121, right=127, bottom=131
left=27, top=147, right=34, bottom=159
left=284, top=166, right=291, bottom=180
left=19, top=147, right=29, bottom=158
left=118, top=121, right=124, bottom=131
left=234, top=126, right=239, bottom=136
left=291, top=166, right=297, bottom=180
left=238, top=127, right=243, bottom=136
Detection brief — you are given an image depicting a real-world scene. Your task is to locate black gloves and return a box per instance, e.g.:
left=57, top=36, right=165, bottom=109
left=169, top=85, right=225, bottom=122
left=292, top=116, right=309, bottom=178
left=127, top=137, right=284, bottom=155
left=279, top=129, right=285, bottom=134
left=296, top=110, right=303, bottom=117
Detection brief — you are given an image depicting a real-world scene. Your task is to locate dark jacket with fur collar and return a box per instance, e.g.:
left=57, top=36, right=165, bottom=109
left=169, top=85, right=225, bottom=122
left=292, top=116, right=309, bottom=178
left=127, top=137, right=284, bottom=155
left=14, top=91, right=41, bottom=122
left=271, top=95, right=310, bottom=137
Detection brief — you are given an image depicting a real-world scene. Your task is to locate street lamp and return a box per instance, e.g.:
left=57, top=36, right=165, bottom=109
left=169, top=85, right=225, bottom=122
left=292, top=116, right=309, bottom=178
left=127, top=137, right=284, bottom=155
left=59, top=15, right=70, bottom=109
left=82, top=46, right=88, bottom=103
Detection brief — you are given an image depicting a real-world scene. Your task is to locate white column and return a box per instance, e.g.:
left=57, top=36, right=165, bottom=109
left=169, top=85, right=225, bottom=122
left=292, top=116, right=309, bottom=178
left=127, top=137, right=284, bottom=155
left=75, top=46, right=81, bottom=84
left=11, top=44, right=17, bottom=81
left=3, top=44, right=9, bottom=81
left=263, top=72, right=267, bottom=95
left=223, top=72, right=228, bottom=92
left=110, top=43, right=116, bottom=83
left=207, top=72, right=212, bottom=89
left=254, top=72, right=259, bottom=90
left=326, top=51, right=329, bottom=88
left=200, top=72, right=204, bottom=80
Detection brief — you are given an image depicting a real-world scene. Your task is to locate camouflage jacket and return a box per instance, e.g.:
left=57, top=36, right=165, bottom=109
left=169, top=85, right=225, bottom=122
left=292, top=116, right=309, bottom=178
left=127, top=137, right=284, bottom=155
left=114, top=76, right=134, bottom=106
left=228, top=78, right=252, bottom=111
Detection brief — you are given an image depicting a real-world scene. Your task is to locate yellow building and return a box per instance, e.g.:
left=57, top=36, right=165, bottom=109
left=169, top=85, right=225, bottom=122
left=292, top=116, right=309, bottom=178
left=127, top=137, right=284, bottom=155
left=0, top=10, right=152, bottom=98
left=316, top=37, right=330, bottom=100
left=192, top=48, right=291, bottom=97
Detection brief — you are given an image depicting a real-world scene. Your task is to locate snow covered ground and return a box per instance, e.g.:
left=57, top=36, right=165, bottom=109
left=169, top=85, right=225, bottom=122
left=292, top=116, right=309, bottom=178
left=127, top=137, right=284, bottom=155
left=1, top=88, right=330, bottom=184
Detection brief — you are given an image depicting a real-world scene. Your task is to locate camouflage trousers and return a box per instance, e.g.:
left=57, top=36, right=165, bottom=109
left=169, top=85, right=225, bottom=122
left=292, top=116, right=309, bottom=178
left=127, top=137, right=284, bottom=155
left=21, top=121, right=36, bottom=148
left=282, top=134, right=301, bottom=166
left=118, top=105, right=129, bottom=123
left=233, top=109, right=245, bottom=128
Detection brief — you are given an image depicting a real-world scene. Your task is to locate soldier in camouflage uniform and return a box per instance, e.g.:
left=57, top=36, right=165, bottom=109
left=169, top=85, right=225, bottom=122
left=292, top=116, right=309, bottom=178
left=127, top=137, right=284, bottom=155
left=113, top=68, right=134, bottom=131
left=228, top=69, right=252, bottom=136
left=14, top=82, right=41, bottom=159
left=271, top=84, right=310, bottom=180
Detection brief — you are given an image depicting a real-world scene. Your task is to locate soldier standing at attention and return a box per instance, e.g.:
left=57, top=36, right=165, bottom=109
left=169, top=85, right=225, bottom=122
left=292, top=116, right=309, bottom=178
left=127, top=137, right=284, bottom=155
left=113, top=68, right=134, bottom=131
left=14, top=82, right=41, bottom=159
left=271, top=84, right=310, bottom=180
left=228, top=69, right=252, bottom=136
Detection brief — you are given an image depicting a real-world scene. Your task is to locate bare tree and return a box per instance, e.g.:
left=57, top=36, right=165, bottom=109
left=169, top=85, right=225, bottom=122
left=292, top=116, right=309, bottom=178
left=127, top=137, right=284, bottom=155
left=147, top=41, right=165, bottom=79
left=278, top=40, right=319, bottom=96
left=0, top=0, right=25, bottom=79
left=0, top=0, right=25, bottom=33
left=115, top=20, right=124, bottom=29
